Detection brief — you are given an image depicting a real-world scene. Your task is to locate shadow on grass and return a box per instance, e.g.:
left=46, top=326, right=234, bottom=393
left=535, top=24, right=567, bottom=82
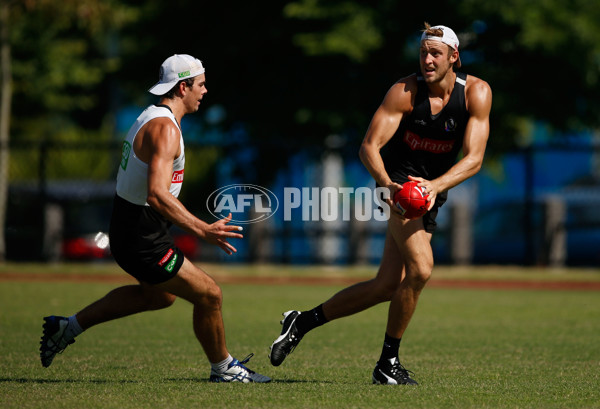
left=0, top=377, right=139, bottom=384
left=271, top=379, right=334, bottom=384
left=0, top=377, right=335, bottom=385
left=163, top=377, right=333, bottom=384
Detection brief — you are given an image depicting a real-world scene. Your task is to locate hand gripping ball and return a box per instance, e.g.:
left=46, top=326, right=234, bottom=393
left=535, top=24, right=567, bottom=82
left=393, top=181, right=430, bottom=219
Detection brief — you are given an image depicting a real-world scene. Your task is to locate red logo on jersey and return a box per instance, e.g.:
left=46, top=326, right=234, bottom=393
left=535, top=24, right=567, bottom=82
left=172, top=169, right=184, bottom=183
left=158, top=248, right=174, bottom=267
left=403, top=130, right=454, bottom=153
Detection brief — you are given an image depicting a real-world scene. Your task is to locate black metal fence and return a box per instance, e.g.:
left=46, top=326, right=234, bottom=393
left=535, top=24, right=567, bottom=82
left=2, top=140, right=599, bottom=266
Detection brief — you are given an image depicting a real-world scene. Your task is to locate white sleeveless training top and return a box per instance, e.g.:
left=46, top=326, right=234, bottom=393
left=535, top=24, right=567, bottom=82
left=116, top=105, right=185, bottom=206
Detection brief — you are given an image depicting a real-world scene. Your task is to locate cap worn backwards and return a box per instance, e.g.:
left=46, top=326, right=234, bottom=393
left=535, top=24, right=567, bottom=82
left=420, top=25, right=461, bottom=68
left=149, top=54, right=205, bottom=96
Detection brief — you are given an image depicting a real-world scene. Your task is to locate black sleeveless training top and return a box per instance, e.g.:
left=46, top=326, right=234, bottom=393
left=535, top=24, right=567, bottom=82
left=382, top=72, right=469, bottom=185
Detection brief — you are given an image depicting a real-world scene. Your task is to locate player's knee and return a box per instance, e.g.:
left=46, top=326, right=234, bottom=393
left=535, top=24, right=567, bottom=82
left=201, top=280, right=223, bottom=310
left=411, top=264, right=433, bottom=286
left=417, top=268, right=432, bottom=284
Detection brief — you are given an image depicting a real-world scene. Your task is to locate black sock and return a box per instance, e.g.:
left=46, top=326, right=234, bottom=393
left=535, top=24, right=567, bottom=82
left=378, top=333, right=401, bottom=363
left=295, top=304, right=329, bottom=336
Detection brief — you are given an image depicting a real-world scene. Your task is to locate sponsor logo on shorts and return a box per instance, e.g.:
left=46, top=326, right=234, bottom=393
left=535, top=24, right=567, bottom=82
left=172, top=169, right=184, bottom=183
left=165, top=254, right=178, bottom=273
left=158, top=249, right=174, bottom=267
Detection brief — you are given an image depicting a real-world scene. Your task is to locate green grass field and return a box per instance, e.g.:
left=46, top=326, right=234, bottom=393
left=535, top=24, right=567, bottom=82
left=1, top=264, right=599, bottom=408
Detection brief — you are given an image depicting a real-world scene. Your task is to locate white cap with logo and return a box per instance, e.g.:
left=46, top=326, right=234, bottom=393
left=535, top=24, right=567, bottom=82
left=420, top=25, right=461, bottom=68
left=149, top=54, right=205, bottom=95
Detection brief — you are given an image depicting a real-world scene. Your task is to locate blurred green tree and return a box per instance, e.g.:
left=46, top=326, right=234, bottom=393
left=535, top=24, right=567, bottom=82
left=458, top=0, right=600, bottom=149
left=0, top=0, right=137, bottom=259
left=283, top=0, right=383, bottom=63
left=8, top=0, right=137, bottom=144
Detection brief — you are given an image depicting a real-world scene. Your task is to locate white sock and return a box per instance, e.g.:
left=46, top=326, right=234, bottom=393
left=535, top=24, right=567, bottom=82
left=64, top=315, right=84, bottom=340
left=211, top=355, right=233, bottom=373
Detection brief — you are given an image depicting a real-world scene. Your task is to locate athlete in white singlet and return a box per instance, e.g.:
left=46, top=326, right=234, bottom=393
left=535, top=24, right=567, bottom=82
left=117, top=104, right=185, bottom=206
left=40, top=55, right=271, bottom=383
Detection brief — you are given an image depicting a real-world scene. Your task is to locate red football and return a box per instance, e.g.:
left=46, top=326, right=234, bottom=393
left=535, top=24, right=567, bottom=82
left=393, top=181, right=430, bottom=219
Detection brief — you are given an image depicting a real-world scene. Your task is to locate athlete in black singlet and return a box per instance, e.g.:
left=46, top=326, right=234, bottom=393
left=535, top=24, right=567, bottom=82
left=383, top=72, right=469, bottom=184
left=268, top=23, right=492, bottom=385
left=381, top=71, right=470, bottom=233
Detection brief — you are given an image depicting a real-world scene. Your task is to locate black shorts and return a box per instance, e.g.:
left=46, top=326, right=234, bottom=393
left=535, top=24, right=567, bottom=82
left=420, top=197, right=445, bottom=234
left=109, top=194, right=185, bottom=284
left=378, top=181, right=447, bottom=234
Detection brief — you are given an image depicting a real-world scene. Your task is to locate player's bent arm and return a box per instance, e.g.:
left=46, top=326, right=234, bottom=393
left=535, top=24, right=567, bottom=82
left=144, top=121, right=194, bottom=227
left=359, top=78, right=415, bottom=188
left=144, top=122, right=242, bottom=254
left=428, top=78, right=492, bottom=193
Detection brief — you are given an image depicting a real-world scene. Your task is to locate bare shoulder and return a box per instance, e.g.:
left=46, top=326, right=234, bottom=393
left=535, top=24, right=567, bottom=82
left=465, top=75, right=492, bottom=115
left=394, top=73, right=419, bottom=89
left=383, top=74, right=418, bottom=113
left=145, top=117, right=179, bottom=136
left=390, top=73, right=418, bottom=97
left=139, top=117, right=181, bottom=159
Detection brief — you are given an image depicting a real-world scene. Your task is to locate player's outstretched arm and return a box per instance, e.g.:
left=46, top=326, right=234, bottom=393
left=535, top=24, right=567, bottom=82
left=144, top=120, right=243, bottom=254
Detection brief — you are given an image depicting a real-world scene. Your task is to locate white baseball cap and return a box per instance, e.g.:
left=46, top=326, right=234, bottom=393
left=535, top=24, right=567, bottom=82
left=420, top=25, right=461, bottom=68
left=149, top=54, right=205, bottom=95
